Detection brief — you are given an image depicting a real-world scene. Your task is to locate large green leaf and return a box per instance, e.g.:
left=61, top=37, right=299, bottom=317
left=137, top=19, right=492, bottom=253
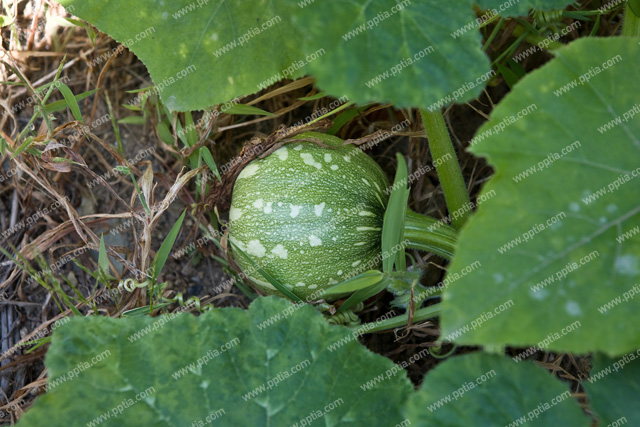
left=476, top=0, right=574, bottom=17
left=292, top=0, right=491, bottom=108
left=441, top=37, right=640, bottom=355
left=19, top=297, right=412, bottom=426
left=584, top=351, right=640, bottom=426
left=58, top=0, right=494, bottom=110
left=57, top=0, right=302, bottom=111
left=405, top=353, right=590, bottom=426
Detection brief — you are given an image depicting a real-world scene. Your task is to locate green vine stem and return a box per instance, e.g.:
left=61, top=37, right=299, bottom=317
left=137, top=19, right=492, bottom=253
left=403, top=210, right=457, bottom=260
left=623, top=3, right=640, bottom=37
left=349, top=303, right=441, bottom=334
left=510, top=23, right=564, bottom=50
left=419, top=109, right=471, bottom=229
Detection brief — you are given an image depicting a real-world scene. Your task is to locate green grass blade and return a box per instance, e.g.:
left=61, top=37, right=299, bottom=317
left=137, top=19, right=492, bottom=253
left=382, top=153, right=409, bottom=273
left=221, top=104, right=275, bottom=116
left=10, top=136, right=34, bottom=159
left=98, top=235, right=109, bottom=277
left=338, top=279, right=388, bottom=313
left=105, top=93, right=124, bottom=153
left=184, top=111, right=198, bottom=147
left=44, top=89, right=97, bottom=115
left=199, top=146, right=221, bottom=182
left=150, top=210, right=186, bottom=280
left=57, top=83, right=84, bottom=124
left=324, top=270, right=384, bottom=295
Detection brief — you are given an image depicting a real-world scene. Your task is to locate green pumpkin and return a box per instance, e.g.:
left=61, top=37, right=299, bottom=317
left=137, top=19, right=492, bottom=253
left=228, top=132, right=390, bottom=301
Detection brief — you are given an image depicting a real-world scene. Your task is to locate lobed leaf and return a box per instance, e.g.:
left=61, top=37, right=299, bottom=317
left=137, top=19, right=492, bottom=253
left=441, top=37, right=640, bottom=355
left=19, top=297, right=412, bottom=426
left=405, top=353, right=590, bottom=426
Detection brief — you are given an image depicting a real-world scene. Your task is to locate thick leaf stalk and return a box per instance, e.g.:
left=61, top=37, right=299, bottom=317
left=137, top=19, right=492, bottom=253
left=403, top=209, right=457, bottom=260
left=419, top=109, right=471, bottom=229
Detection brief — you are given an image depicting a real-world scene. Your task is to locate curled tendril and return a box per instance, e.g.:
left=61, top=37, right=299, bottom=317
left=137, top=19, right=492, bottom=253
left=429, top=344, right=457, bottom=359
left=117, top=278, right=150, bottom=293
left=322, top=302, right=363, bottom=326
left=532, top=9, right=564, bottom=26
left=165, top=292, right=212, bottom=313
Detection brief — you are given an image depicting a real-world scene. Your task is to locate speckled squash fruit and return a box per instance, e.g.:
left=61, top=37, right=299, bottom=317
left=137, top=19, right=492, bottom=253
left=228, top=131, right=390, bottom=301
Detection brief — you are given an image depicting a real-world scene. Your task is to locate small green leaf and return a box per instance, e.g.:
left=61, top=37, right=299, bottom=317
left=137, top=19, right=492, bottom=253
left=199, top=147, right=221, bottom=182
left=0, top=15, right=15, bottom=26
left=221, top=103, right=276, bottom=116
left=338, top=278, right=388, bottom=313
left=10, top=137, right=34, bottom=159
left=298, top=92, right=328, bottom=100
left=63, top=17, right=86, bottom=27
left=117, top=116, right=146, bottom=125
left=324, top=270, right=384, bottom=295
left=150, top=210, right=186, bottom=280
left=156, top=121, right=174, bottom=145
left=44, top=89, right=97, bottom=115
left=98, top=235, right=109, bottom=277
left=57, top=83, right=84, bottom=124
left=114, top=165, right=130, bottom=174
left=327, top=105, right=368, bottom=135
left=184, top=111, right=198, bottom=147
left=382, top=153, right=409, bottom=273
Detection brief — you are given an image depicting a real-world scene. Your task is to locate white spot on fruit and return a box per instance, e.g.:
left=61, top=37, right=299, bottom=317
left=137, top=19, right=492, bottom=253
left=361, top=178, right=371, bottom=186
left=246, top=240, right=266, bottom=258
left=330, top=165, right=339, bottom=171
left=271, top=244, right=288, bottom=259
left=238, top=163, right=259, bottom=179
left=294, top=145, right=303, bottom=151
left=295, top=282, right=306, bottom=287
left=264, top=202, right=273, bottom=214
left=354, top=242, right=366, bottom=246
left=314, top=202, right=325, bottom=217
left=290, top=204, right=302, bottom=218
left=357, top=226, right=381, bottom=231
left=343, top=156, right=351, bottom=162
left=337, top=270, right=343, bottom=275
left=324, top=153, right=332, bottom=162
left=253, top=198, right=264, bottom=209
left=352, top=260, right=361, bottom=267
left=275, top=146, right=288, bottom=161
left=359, top=211, right=375, bottom=217
left=309, top=236, right=322, bottom=247
left=301, top=153, right=322, bottom=169
left=229, top=207, right=243, bottom=221
left=308, top=284, right=318, bottom=289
